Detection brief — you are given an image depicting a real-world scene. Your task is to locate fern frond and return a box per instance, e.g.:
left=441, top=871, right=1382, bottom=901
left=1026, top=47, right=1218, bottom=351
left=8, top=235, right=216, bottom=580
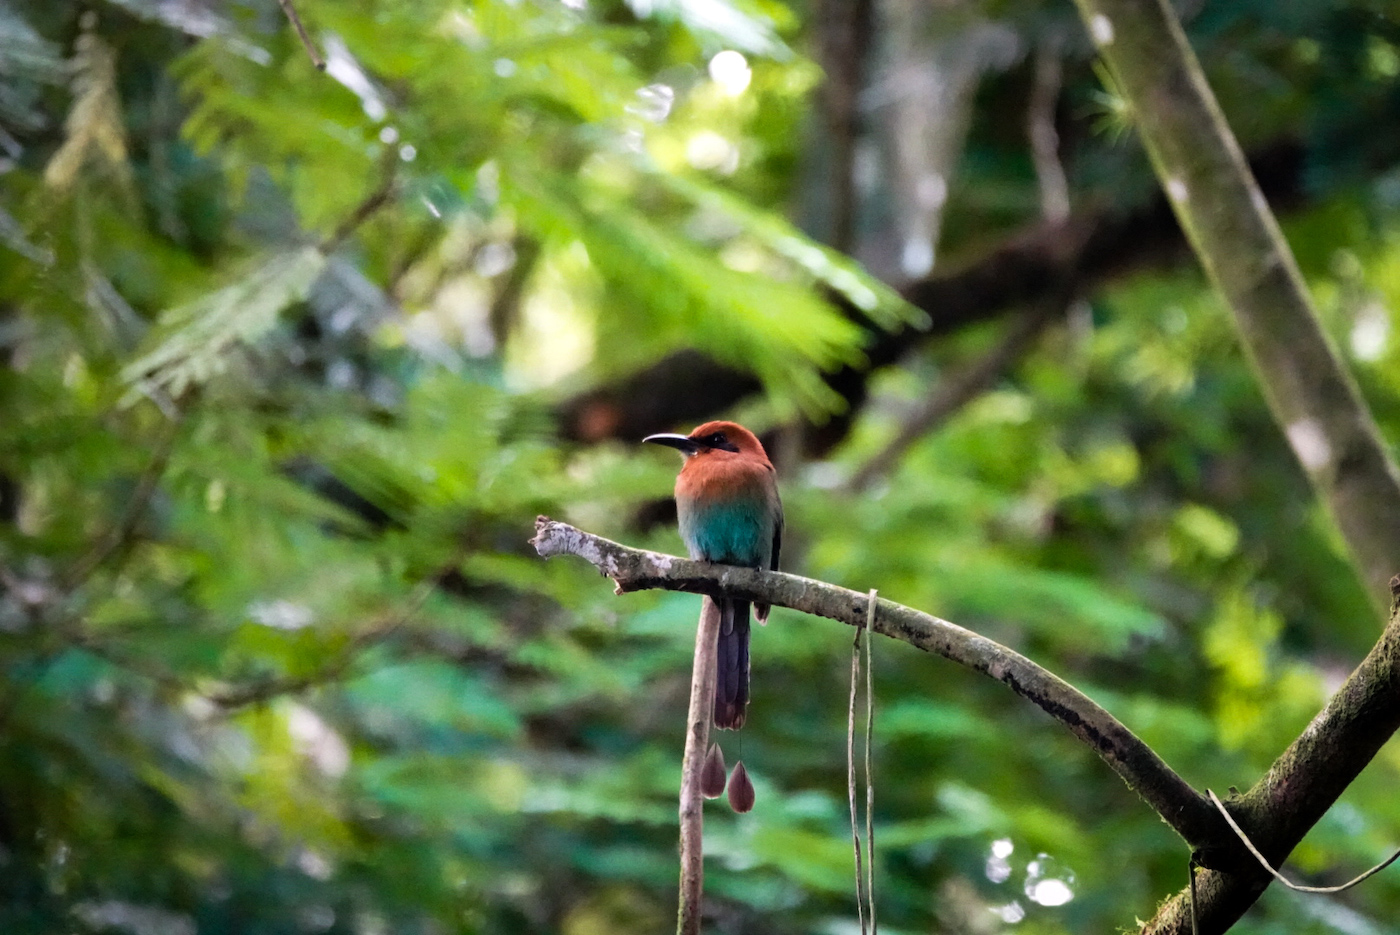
left=510, top=167, right=861, bottom=416
left=121, top=248, right=328, bottom=403
left=43, top=25, right=134, bottom=194
left=666, top=174, right=927, bottom=332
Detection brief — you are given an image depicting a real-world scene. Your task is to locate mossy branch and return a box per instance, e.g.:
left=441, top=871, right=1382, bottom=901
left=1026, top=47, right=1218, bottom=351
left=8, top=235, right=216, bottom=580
left=1071, top=0, right=1400, bottom=614
left=1067, top=0, right=1400, bottom=926
left=1143, top=583, right=1400, bottom=935
left=530, top=516, right=1222, bottom=851
left=533, top=518, right=1400, bottom=934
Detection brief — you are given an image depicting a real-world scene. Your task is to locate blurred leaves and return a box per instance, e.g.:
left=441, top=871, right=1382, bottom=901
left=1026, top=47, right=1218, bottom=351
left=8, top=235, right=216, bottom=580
left=3, top=1, right=1400, bottom=935
left=121, top=247, right=327, bottom=401
left=44, top=25, right=132, bottom=195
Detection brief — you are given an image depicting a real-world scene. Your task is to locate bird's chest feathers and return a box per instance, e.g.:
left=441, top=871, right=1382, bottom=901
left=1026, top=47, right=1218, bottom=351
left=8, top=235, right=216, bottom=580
left=676, top=473, right=773, bottom=566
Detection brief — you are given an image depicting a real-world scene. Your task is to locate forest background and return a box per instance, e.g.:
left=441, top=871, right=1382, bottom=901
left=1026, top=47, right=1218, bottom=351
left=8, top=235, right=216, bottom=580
left=5, top=0, right=1400, bottom=933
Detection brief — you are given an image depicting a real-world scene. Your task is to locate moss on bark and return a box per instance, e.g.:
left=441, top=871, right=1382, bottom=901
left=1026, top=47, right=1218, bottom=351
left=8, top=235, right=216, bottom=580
left=1072, top=0, right=1400, bottom=613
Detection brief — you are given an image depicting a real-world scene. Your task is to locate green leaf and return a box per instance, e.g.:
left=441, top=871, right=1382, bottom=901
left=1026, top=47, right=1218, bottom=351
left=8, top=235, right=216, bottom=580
left=121, top=247, right=327, bottom=401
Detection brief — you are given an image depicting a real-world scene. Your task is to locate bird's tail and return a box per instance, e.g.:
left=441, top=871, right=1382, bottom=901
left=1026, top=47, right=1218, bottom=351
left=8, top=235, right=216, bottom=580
left=714, top=598, right=750, bottom=730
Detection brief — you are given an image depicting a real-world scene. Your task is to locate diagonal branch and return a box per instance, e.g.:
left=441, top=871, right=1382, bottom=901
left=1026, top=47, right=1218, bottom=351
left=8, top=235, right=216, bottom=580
left=534, top=518, right=1400, bottom=934
left=1147, top=584, right=1400, bottom=933
left=320, top=150, right=399, bottom=254
left=276, top=0, right=325, bottom=70
left=206, top=551, right=454, bottom=709
left=62, top=547, right=462, bottom=713
left=530, top=516, right=1224, bottom=853
left=846, top=299, right=1060, bottom=491
left=61, top=408, right=184, bottom=591
left=1065, top=2, right=1400, bottom=924
left=1073, top=0, right=1400, bottom=613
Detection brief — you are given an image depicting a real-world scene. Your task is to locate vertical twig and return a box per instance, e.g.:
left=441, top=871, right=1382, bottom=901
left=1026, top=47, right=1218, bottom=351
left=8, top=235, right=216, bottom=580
left=276, top=0, right=326, bottom=70
left=848, top=622, right=868, bottom=935
left=1027, top=39, right=1070, bottom=224
left=864, top=589, right=877, bottom=934
left=1187, top=857, right=1199, bottom=935
left=848, top=589, right=879, bottom=933
left=677, top=597, right=721, bottom=935
left=817, top=0, right=875, bottom=252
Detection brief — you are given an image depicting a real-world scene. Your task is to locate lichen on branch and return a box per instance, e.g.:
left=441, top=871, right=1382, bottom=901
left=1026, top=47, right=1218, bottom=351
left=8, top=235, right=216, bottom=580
left=531, top=516, right=1221, bottom=851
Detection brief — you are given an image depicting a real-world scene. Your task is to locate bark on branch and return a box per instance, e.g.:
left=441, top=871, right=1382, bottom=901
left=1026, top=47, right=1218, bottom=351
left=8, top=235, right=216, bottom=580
left=529, top=516, right=1222, bottom=851
left=1072, top=0, right=1400, bottom=613
left=1068, top=3, right=1400, bottom=923
left=677, top=598, right=720, bottom=935
left=532, top=518, right=1400, bottom=934
left=1144, top=583, right=1400, bottom=934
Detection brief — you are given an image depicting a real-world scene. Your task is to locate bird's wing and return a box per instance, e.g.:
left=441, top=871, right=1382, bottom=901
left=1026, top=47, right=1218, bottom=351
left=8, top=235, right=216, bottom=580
left=769, top=501, right=782, bottom=573
left=753, top=497, right=782, bottom=625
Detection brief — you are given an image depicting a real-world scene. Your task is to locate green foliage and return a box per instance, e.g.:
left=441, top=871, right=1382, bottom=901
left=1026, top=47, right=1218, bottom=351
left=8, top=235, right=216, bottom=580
left=4, top=1, right=1400, bottom=934
left=122, top=247, right=327, bottom=401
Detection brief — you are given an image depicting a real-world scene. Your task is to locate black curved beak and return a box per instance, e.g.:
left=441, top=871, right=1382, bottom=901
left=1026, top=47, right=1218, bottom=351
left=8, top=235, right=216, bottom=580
left=643, top=433, right=701, bottom=455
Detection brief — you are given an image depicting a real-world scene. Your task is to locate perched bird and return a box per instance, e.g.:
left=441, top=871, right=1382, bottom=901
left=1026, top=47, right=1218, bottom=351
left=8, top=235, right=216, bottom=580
left=644, top=421, right=782, bottom=730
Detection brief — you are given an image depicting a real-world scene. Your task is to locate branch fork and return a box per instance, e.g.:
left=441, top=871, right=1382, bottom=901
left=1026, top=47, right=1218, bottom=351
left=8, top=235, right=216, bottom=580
left=532, top=517, right=1400, bottom=933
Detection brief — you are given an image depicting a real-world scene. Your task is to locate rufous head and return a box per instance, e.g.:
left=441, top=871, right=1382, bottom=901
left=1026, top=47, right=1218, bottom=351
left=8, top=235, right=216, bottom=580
left=643, top=420, right=770, bottom=464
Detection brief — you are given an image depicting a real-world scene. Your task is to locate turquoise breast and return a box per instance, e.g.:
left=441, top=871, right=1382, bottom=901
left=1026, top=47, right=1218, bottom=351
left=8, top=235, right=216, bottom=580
left=678, top=497, right=771, bottom=567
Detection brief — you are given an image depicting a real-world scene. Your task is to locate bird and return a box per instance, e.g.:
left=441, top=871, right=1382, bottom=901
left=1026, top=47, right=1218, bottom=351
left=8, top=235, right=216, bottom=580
left=644, top=421, right=782, bottom=731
